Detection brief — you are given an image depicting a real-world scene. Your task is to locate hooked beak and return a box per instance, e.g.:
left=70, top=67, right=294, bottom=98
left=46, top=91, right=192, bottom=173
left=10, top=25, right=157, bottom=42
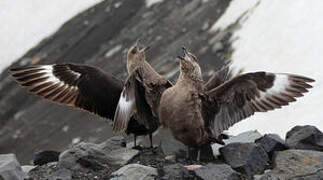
left=135, top=39, right=151, bottom=53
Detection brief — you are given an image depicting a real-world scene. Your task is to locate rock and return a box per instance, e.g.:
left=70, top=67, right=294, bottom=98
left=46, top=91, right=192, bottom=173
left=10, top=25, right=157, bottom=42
left=146, top=128, right=187, bottom=158
left=212, top=130, right=263, bottom=156
left=219, top=142, right=269, bottom=179
left=106, top=148, right=139, bottom=166
left=33, top=150, right=60, bottom=165
left=161, top=163, right=193, bottom=179
left=0, top=154, right=26, bottom=180
left=262, top=149, right=323, bottom=179
left=21, top=165, right=36, bottom=174
left=193, top=163, right=242, bottom=180
left=110, top=164, right=158, bottom=180
left=47, top=169, right=72, bottom=180
left=286, top=125, right=323, bottom=151
left=255, top=134, right=289, bottom=159
left=98, top=135, right=126, bottom=152
left=59, top=142, right=110, bottom=171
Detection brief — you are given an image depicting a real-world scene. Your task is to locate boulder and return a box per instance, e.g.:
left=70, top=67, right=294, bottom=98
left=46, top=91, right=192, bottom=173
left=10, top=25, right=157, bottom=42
left=47, top=169, right=72, bottom=180
left=161, top=163, right=193, bottom=179
left=255, top=134, right=289, bottom=159
left=59, top=142, right=111, bottom=171
left=106, top=148, right=140, bottom=166
left=0, top=154, right=26, bottom=180
left=110, top=164, right=158, bottom=180
left=98, top=135, right=126, bottom=152
left=219, top=142, right=269, bottom=179
left=286, top=125, right=323, bottom=151
left=261, top=150, right=323, bottom=179
left=192, top=163, right=242, bottom=180
left=33, top=150, right=60, bottom=165
left=212, top=130, right=263, bottom=156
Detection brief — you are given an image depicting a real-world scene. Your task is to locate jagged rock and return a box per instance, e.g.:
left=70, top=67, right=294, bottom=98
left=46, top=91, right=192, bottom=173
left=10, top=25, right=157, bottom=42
left=161, top=163, right=193, bottom=179
left=110, top=164, right=158, bottom=180
left=286, top=125, right=323, bottom=151
left=0, top=154, right=26, bottom=180
left=33, top=150, right=60, bottom=165
left=59, top=142, right=110, bottom=171
left=212, top=130, right=263, bottom=156
left=98, top=135, right=126, bottom=152
left=147, top=128, right=187, bottom=158
left=255, top=134, right=289, bottom=159
left=261, top=150, right=323, bottom=179
left=47, top=169, right=72, bottom=180
left=219, top=142, right=269, bottom=179
left=193, top=163, right=242, bottom=180
left=106, top=148, right=139, bottom=166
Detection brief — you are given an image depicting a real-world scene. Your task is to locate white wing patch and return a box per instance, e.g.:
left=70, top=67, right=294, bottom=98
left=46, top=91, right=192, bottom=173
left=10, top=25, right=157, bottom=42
left=252, top=73, right=312, bottom=112
left=113, top=89, right=135, bottom=133
left=10, top=64, right=81, bottom=105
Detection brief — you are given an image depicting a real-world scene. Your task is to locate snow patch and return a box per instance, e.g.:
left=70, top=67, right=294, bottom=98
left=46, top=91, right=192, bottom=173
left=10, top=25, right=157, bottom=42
left=0, top=0, right=102, bottom=72
left=105, top=45, right=122, bottom=58
left=146, top=0, right=164, bottom=8
left=214, top=0, right=323, bottom=137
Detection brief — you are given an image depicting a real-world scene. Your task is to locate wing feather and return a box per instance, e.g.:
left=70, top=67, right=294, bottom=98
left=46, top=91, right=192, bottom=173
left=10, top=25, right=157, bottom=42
left=206, top=72, right=314, bottom=136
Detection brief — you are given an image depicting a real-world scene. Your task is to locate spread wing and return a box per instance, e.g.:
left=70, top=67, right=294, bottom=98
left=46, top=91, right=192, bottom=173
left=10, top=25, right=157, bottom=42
left=204, top=62, right=231, bottom=90
left=205, top=71, right=314, bottom=136
left=113, top=67, right=172, bottom=134
left=10, top=64, right=123, bottom=120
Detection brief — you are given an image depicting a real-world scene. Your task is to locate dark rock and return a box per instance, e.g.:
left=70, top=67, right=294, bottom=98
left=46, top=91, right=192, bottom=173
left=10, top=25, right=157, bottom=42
left=286, top=125, right=323, bottom=151
left=212, top=130, right=263, bottom=156
left=33, top=150, right=60, bottom=165
left=255, top=134, right=289, bottom=159
left=0, top=154, right=26, bottom=180
left=98, top=135, right=126, bottom=152
left=47, top=169, right=72, bottom=180
left=59, top=142, right=110, bottom=171
left=193, top=163, right=242, bottom=180
left=161, top=163, right=193, bottom=180
left=219, top=142, right=269, bottom=179
left=262, top=150, right=323, bottom=179
left=106, top=148, right=139, bottom=166
left=59, top=142, right=139, bottom=171
left=110, top=164, right=158, bottom=180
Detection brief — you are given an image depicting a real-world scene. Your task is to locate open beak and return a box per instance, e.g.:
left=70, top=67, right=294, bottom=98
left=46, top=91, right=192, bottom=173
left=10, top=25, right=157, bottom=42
left=140, top=46, right=151, bottom=52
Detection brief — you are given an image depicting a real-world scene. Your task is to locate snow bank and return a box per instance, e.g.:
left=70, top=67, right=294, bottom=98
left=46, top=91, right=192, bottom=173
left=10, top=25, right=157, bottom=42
left=0, top=0, right=102, bottom=72
left=212, top=0, right=323, bottom=137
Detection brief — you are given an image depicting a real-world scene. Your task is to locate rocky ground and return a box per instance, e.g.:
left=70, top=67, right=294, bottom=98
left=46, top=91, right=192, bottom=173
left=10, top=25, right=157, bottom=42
left=1, top=125, right=323, bottom=180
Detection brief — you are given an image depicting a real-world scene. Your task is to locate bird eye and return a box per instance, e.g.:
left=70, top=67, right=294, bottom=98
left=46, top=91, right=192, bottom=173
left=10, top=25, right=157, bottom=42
left=131, top=48, right=137, bottom=54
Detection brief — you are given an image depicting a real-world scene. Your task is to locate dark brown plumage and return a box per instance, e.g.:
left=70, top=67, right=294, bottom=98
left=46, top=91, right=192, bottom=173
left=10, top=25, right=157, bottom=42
left=113, top=44, right=172, bottom=147
left=9, top=49, right=160, bottom=147
left=159, top=47, right=315, bottom=160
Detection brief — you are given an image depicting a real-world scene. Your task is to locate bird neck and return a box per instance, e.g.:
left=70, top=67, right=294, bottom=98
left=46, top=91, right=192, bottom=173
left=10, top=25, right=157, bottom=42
left=178, top=71, right=204, bottom=90
left=127, top=59, right=145, bottom=74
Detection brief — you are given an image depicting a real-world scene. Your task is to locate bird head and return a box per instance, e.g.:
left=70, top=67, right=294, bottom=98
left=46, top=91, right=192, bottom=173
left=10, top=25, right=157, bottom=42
left=178, top=47, right=202, bottom=80
left=126, top=40, right=150, bottom=73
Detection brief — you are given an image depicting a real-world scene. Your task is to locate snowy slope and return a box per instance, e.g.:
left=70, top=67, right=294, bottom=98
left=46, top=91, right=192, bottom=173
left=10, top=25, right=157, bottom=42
left=0, top=0, right=102, bottom=72
left=212, top=0, right=323, bottom=137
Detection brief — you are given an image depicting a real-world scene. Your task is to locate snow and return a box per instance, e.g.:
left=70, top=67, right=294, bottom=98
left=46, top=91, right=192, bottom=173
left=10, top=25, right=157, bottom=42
left=0, top=0, right=102, bottom=72
left=212, top=0, right=323, bottom=137
left=145, top=0, right=164, bottom=8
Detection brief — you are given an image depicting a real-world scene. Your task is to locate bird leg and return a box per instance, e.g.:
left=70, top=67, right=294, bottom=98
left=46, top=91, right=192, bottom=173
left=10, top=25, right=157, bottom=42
left=149, top=133, right=153, bottom=148
left=197, top=148, right=201, bottom=162
left=134, top=135, right=137, bottom=147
